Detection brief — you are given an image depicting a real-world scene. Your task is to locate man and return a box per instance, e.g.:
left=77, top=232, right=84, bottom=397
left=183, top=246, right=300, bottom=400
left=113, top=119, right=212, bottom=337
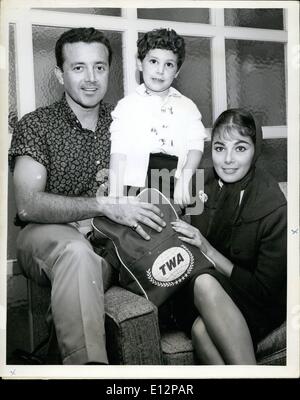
left=9, top=28, right=165, bottom=365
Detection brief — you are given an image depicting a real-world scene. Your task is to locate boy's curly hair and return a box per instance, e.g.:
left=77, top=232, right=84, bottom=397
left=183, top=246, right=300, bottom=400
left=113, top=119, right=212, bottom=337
left=137, top=28, right=185, bottom=69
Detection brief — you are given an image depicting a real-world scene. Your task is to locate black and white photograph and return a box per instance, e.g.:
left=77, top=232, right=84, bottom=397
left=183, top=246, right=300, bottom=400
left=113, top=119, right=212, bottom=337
left=0, top=0, right=299, bottom=380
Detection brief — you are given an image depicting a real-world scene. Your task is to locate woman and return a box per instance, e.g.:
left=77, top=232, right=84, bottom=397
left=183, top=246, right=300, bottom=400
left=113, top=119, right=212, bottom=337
left=171, top=109, right=287, bottom=365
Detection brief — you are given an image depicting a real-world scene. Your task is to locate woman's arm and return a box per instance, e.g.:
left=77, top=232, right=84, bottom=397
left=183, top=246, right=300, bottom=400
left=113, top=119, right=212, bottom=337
left=229, top=206, right=287, bottom=302
left=171, top=219, right=234, bottom=277
left=172, top=205, right=287, bottom=303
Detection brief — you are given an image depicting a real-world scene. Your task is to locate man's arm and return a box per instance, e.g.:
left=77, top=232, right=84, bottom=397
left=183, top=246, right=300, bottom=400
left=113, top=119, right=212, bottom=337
left=14, top=156, right=166, bottom=239
left=14, top=156, right=102, bottom=223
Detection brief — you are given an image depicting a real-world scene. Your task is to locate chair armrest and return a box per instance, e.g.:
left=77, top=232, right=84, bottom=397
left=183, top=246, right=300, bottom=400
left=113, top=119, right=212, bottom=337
left=256, top=321, right=286, bottom=365
left=28, top=281, right=51, bottom=350
left=104, top=286, right=163, bottom=365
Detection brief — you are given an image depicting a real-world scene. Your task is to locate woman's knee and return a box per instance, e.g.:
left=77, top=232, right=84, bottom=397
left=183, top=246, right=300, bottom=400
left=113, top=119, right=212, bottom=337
left=193, top=274, right=223, bottom=306
left=191, top=317, right=207, bottom=342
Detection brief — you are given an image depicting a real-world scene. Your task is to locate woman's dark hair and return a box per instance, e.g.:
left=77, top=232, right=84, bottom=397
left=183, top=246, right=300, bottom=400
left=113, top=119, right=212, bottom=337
left=137, top=28, right=185, bottom=69
left=55, top=27, right=113, bottom=70
left=211, top=108, right=257, bottom=145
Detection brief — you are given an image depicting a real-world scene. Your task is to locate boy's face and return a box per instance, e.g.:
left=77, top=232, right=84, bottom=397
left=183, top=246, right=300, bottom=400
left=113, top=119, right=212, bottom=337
left=138, top=49, right=179, bottom=97
left=55, top=41, right=110, bottom=111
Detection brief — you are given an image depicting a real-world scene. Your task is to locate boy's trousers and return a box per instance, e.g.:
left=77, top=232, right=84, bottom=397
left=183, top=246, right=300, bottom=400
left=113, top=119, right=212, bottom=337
left=16, top=222, right=115, bottom=364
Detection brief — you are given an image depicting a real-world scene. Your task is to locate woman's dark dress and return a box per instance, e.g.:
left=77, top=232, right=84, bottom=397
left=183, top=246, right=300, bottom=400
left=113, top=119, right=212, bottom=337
left=173, top=166, right=287, bottom=346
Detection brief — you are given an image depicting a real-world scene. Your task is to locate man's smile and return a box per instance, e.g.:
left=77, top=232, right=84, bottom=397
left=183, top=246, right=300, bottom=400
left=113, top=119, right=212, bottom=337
left=82, top=87, right=98, bottom=91
left=151, top=77, right=164, bottom=82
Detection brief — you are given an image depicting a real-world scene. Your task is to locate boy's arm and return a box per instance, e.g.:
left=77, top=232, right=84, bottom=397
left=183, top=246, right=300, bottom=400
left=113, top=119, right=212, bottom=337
left=109, top=98, right=132, bottom=197
left=174, top=100, right=205, bottom=206
left=182, top=149, right=203, bottom=178
left=174, top=150, right=202, bottom=206
left=109, top=153, right=126, bottom=197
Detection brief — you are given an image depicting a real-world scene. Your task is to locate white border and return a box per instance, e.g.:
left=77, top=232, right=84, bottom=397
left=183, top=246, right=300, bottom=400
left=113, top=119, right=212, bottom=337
left=0, top=0, right=299, bottom=380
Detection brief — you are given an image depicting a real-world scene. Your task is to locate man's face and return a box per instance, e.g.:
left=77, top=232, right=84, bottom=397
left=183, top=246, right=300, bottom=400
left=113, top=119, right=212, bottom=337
left=55, top=41, right=110, bottom=110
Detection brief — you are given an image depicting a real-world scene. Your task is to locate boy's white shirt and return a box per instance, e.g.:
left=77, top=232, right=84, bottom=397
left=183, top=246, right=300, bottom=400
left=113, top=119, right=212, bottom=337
left=110, top=83, right=207, bottom=187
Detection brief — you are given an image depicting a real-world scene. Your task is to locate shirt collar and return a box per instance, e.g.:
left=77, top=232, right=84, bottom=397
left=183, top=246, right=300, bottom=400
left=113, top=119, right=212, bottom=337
left=59, top=94, right=108, bottom=130
left=59, top=94, right=82, bottom=128
left=136, top=83, right=182, bottom=98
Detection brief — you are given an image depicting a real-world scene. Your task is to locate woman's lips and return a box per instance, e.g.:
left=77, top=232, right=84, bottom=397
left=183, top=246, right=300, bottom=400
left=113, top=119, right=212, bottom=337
left=222, top=168, right=238, bottom=174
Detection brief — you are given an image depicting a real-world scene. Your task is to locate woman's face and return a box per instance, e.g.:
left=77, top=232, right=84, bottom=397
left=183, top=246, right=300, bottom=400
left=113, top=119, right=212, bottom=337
left=212, top=128, right=255, bottom=183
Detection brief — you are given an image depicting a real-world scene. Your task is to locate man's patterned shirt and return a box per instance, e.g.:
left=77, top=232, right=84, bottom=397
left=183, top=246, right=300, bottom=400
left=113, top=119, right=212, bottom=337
left=9, top=95, right=113, bottom=197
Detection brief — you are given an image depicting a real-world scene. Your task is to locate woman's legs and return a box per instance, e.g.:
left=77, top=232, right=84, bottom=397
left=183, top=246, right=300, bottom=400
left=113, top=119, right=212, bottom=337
left=191, top=317, right=225, bottom=364
left=193, top=274, right=256, bottom=365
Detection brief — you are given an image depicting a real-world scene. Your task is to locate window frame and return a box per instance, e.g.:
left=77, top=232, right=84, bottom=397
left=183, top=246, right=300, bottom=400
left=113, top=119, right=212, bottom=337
left=7, top=6, right=288, bottom=138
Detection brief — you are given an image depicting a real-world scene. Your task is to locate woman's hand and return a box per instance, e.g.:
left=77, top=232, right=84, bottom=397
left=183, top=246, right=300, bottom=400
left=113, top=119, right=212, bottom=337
left=172, top=219, right=234, bottom=277
left=171, top=219, right=211, bottom=256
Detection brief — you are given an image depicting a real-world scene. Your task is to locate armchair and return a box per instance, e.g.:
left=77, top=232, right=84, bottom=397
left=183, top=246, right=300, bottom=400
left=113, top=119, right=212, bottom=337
left=21, top=181, right=288, bottom=366
left=27, top=282, right=286, bottom=365
left=105, top=286, right=286, bottom=365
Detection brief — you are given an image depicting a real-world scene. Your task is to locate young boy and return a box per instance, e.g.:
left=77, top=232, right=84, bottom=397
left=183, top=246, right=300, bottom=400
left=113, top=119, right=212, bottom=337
left=109, top=28, right=207, bottom=206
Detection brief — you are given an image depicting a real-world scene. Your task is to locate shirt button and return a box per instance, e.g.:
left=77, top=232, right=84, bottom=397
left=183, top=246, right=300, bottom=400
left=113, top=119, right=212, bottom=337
left=96, top=160, right=101, bottom=165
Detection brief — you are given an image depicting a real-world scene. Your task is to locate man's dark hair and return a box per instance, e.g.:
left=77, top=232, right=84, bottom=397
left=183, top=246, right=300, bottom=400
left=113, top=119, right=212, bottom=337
left=55, top=27, right=113, bottom=70
left=137, top=28, right=185, bottom=69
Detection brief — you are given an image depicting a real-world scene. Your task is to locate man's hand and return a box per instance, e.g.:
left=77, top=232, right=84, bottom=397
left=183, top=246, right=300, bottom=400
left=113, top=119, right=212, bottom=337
left=98, top=196, right=166, bottom=240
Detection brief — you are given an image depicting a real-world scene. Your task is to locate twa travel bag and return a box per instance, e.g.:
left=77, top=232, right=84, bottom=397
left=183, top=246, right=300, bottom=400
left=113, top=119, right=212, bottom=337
left=91, top=188, right=214, bottom=307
